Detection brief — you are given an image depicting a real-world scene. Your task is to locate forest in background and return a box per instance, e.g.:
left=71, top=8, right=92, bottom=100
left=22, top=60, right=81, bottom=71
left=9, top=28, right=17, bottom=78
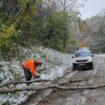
left=0, top=0, right=80, bottom=55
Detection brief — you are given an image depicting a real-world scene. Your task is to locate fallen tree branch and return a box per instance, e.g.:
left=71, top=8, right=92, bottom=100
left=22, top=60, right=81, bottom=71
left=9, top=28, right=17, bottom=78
left=0, top=75, right=103, bottom=89
left=0, top=84, right=105, bottom=93
left=0, top=79, right=50, bottom=88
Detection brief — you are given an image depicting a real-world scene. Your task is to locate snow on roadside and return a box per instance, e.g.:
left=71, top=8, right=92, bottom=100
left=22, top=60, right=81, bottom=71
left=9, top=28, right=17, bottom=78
left=0, top=47, right=73, bottom=105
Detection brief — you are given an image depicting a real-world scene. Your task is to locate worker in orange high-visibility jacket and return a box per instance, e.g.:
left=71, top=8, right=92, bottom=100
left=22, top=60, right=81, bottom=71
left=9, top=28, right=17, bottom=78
left=22, top=58, right=41, bottom=84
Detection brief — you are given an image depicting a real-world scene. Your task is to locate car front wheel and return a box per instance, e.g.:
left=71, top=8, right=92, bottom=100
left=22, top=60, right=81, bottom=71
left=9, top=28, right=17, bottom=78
left=73, top=63, right=78, bottom=70
left=89, top=62, right=93, bottom=69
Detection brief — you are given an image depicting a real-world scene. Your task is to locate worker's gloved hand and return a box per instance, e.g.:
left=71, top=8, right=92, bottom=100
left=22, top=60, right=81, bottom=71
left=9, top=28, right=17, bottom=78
left=35, top=75, right=40, bottom=78
left=34, top=73, right=40, bottom=79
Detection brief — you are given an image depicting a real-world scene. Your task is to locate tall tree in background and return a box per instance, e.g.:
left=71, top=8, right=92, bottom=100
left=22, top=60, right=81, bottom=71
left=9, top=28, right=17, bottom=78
left=0, top=0, right=39, bottom=51
left=80, top=15, right=105, bottom=53
left=93, top=17, right=105, bottom=52
left=32, top=0, right=83, bottom=51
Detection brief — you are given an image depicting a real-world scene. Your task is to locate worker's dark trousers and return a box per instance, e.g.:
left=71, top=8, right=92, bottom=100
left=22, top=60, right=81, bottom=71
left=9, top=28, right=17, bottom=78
left=22, top=67, right=32, bottom=85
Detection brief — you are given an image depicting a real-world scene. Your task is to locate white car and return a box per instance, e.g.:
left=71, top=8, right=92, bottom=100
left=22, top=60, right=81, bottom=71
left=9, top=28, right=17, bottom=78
left=72, top=49, right=94, bottom=70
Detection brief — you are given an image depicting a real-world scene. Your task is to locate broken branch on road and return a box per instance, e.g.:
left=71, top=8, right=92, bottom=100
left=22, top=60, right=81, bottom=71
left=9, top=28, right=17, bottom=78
left=1, top=84, right=105, bottom=93
left=0, top=79, right=51, bottom=88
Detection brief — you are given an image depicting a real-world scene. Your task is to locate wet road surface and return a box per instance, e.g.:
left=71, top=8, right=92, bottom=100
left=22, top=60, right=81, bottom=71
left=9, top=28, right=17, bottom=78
left=24, top=55, right=105, bottom=105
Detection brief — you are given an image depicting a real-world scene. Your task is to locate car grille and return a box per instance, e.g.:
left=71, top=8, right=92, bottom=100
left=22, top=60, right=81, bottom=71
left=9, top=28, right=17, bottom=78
left=76, top=59, right=88, bottom=62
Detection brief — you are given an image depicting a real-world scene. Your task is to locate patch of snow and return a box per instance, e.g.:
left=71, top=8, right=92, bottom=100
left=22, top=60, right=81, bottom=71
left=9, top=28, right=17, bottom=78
left=40, top=65, right=66, bottom=80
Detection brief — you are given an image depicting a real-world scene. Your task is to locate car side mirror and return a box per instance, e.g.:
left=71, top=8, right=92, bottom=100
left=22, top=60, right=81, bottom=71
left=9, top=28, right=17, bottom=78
left=92, top=54, right=94, bottom=57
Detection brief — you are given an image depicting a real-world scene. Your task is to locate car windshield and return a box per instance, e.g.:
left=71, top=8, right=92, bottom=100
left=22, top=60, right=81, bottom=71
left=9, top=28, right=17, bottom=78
left=74, top=50, right=91, bottom=57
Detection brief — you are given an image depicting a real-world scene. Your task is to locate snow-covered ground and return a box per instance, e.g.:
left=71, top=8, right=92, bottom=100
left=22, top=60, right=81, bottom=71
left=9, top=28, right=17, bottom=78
left=0, top=47, right=73, bottom=105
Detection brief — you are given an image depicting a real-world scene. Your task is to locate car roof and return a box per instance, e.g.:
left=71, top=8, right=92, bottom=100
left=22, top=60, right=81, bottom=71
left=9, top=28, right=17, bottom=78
left=75, top=49, right=91, bottom=53
left=79, top=47, right=90, bottom=50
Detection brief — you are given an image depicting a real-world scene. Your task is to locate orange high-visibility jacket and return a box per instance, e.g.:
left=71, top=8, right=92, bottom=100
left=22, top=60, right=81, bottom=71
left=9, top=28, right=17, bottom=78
left=22, top=59, right=37, bottom=77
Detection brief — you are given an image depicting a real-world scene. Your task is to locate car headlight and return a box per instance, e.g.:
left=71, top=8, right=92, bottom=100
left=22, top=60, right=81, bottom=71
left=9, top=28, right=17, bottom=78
left=88, top=57, right=92, bottom=62
left=72, top=59, right=76, bottom=63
